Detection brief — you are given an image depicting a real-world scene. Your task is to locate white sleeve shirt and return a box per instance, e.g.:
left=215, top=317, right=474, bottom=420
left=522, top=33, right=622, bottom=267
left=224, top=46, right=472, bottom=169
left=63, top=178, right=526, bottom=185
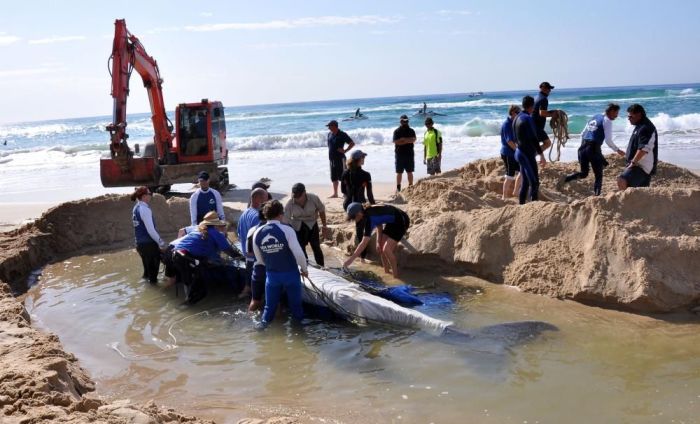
left=138, top=202, right=165, bottom=248
left=602, top=116, right=621, bottom=151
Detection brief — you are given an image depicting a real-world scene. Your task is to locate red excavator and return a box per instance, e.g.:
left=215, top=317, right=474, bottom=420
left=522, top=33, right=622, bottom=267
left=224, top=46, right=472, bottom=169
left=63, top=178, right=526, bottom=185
left=101, top=19, right=229, bottom=192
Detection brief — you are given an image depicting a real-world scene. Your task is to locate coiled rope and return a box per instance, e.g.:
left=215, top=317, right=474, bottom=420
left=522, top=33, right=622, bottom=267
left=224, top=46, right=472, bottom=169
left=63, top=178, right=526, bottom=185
left=549, top=110, right=570, bottom=162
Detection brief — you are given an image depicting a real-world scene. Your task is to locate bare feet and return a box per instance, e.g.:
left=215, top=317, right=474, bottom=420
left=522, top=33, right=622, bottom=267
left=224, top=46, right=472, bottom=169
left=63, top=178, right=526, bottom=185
left=328, top=194, right=339, bottom=198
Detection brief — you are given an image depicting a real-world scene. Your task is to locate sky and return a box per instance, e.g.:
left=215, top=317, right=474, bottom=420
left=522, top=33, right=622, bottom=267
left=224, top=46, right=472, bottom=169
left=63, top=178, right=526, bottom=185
left=1, top=0, right=699, bottom=124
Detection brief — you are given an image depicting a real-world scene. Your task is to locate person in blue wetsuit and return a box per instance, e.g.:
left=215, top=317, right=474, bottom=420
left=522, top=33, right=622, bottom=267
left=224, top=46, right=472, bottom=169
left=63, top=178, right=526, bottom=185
left=513, top=96, right=547, bottom=204
left=245, top=209, right=268, bottom=313
left=343, top=203, right=410, bottom=278
left=618, top=103, right=659, bottom=189
left=131, top=186, right=166, bottom=284
left=252, top=200, right=309, bottom=327
left=237, top=187, right=269, bottom=299
left=173, top=213, right=243, bottom=304
left=500, top=104, right=522, bottom=200
left=564, top=103, right=625, bottom=195
left=189, top=171, right=225, bottom=226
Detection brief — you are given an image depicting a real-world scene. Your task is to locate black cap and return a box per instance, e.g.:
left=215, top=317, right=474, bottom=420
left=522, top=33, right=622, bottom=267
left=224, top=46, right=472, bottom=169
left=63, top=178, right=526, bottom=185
left=400, top=114, right=409, bottom=121
left=539, top=81, right=555, bottom=89
left=326, top=120, right=339, bottom=127
left=292, top=182, right=306, bottom=197
left=251, top=181, right=269, bottom=190
left=197, top=171, right=210, bottom=180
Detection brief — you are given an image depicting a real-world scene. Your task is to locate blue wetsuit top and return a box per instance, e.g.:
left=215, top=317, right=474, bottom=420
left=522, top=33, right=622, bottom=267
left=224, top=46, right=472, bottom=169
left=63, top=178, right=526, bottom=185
left=500, top=116, right=516, bottom=157
left=361, top=205, right=406, bottom=237
left=237, top=207, right=261, bottom=259
left=533, top=92, right=549, bottom=131
left=176, top=227, right=234, bottom=262
left=513, top=111, right=543, bottom=157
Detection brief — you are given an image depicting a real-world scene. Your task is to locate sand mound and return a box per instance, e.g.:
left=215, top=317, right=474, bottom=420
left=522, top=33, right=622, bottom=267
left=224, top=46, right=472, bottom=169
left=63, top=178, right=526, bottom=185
left=0, top=194, right=190, bottom=294
left=399, top=158, right=700, bottom=313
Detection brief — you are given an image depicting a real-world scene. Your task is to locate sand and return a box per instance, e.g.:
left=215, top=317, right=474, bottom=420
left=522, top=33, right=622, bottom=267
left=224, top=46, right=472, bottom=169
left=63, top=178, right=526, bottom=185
left=0, top=156, right=698, bottom=423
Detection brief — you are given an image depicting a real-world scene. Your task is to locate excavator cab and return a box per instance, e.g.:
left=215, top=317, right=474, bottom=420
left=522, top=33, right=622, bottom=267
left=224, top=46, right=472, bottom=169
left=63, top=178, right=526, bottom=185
left=175, top=101, right=227, bottom=164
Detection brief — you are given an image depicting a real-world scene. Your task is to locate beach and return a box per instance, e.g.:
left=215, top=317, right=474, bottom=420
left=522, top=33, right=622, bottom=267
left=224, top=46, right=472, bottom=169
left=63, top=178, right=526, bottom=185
left=2, top=150, right=700, bottom=422
left=2, top=84, right=700, bottom=422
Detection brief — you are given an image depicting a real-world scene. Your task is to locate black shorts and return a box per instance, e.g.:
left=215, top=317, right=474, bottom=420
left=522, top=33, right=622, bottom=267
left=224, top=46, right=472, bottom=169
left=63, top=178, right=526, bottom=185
left=619, top=166, right=651, bottom=188
left=330, top=157, right=345, bottom=182
left=383, top=211, right=410, bottom=242
left=536, top=127, right=549, bottom=142
left=501, top=154, right=519, bottom=177
left=395, top=154, right=415, bottom=174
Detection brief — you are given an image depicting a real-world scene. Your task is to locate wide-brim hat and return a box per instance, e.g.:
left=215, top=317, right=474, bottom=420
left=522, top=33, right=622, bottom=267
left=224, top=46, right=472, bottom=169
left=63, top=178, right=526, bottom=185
left=201, top=214, right=228, bottom=227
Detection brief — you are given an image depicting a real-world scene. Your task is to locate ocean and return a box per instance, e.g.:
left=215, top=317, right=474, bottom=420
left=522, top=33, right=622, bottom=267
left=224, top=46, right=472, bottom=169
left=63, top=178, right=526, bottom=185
left=1, top=83, right=699, bottom=202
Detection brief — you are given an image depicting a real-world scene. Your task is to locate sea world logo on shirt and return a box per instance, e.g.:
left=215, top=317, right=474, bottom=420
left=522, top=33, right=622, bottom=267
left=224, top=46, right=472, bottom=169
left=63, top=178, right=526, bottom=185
left=260, top=234, right=285, bottom=253
left=209, top=198, right=215, bottom=205
left=585, top=119, right=599, bottom=132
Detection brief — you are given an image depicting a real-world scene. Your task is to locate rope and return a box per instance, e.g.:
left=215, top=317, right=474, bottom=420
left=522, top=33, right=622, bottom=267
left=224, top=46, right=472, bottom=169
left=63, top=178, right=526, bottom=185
left=109, top=306, right=242, bottom=360
left=548, top=110, right=570, bottom=162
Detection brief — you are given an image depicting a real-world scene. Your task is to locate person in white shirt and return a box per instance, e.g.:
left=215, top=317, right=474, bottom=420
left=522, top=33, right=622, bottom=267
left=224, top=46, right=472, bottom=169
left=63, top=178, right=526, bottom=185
left=189, top=171, right=225, bottom=226
left=563, top=103, right=625, bottom=195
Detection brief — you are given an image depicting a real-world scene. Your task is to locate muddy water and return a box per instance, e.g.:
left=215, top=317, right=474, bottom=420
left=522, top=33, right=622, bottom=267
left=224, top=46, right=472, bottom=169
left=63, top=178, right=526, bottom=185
left=24, top=249, right=700, bottom=424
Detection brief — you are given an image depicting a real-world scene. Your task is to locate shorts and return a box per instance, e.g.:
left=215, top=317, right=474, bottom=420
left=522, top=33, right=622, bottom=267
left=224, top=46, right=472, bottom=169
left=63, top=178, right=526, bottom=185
left=500, top=153, right=519, bottom=178
left=426, top=156, right=441, bottom=175
left=619, top=166, right=651, bottom=188
left=383, top=210, right=410, bottom=242
left=330, top=157, right=346, bottom=182
left=536, top=127, right=549, bottom=142
left=395, top=154, right=415, bottom=174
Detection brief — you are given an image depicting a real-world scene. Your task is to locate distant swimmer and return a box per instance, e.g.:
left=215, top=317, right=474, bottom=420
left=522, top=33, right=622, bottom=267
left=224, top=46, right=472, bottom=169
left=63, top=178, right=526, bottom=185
left=354, top=108, right=363, bottom=118
left=563, top=103, right=625, bottom=196
left=2, top=140, right=6, bottom=146
left=422, top=102, right=427, bottom=114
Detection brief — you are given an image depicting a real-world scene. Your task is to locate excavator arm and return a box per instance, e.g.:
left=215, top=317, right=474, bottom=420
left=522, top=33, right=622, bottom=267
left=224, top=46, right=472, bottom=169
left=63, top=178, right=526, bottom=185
left=106, top=18, right=173, bottom=169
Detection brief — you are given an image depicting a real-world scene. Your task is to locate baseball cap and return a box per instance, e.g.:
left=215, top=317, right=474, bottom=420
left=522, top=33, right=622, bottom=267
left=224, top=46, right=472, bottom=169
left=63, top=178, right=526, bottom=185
left=346, top=202, right=363, bottom=219
left=197, top=171, right=210, bottom=180
left=400, top=114, right=409, bottom=122
left=326, top=120, right=339, bottom=127
left=291, top=182, right=306, bottom=197
left=539, top=81, right=555, bottom=89
left=351, top=150, right=367, bottom=160
left=251, top=181, right=270, bottom=190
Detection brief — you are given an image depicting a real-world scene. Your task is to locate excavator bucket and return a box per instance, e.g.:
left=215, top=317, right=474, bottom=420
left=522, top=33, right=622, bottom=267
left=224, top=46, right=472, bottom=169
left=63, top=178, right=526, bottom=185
left=100, top=157, right=158, bottom=187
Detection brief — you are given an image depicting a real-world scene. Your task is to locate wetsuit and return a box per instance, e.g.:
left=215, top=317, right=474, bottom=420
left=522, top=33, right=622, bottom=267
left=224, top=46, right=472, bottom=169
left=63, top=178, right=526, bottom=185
left=341, top=167, right=376, bottom=259
left=512, top=111, right=543, bottom=204
left=500, top=116, right=518, bottom=178
left=360, top=205, right=410, bottom=242
left=253, top=220, right=308, bottom=325
left=173, top=227, right=242, bottom=303
left=533, top=92, right=550, bottom=141
left=132, top=201, right=166, bottom=284
left=565, top=114, right=622, bottom=195
left=237, top=207, right=261, bottom=290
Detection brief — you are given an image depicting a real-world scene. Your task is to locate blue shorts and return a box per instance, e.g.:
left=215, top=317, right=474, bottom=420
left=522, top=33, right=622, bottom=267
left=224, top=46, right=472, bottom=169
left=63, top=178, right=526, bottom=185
left=619, top=166, right=651, bottom=188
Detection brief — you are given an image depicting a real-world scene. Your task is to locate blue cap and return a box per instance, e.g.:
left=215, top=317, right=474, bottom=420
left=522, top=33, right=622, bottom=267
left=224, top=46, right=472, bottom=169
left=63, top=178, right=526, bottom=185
left=346, top=202, right=363, bottom=219
left=197, top=171, right=210, bottom=180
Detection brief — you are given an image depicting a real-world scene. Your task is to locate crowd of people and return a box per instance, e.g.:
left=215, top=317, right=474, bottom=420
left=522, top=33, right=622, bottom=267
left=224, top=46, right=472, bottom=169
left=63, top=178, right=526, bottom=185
left=131, top=81, right=659, bottom=327
left=499, top=82, right=659, bottom=203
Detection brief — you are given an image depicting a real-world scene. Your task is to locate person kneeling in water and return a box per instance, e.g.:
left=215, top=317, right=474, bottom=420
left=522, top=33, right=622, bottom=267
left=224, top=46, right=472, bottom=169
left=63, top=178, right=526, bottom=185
left=173, top=213, right=243, bottom=304
left=343, top=202, right=410, bottom=278
left=252, top=200, right=308, bottom=327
